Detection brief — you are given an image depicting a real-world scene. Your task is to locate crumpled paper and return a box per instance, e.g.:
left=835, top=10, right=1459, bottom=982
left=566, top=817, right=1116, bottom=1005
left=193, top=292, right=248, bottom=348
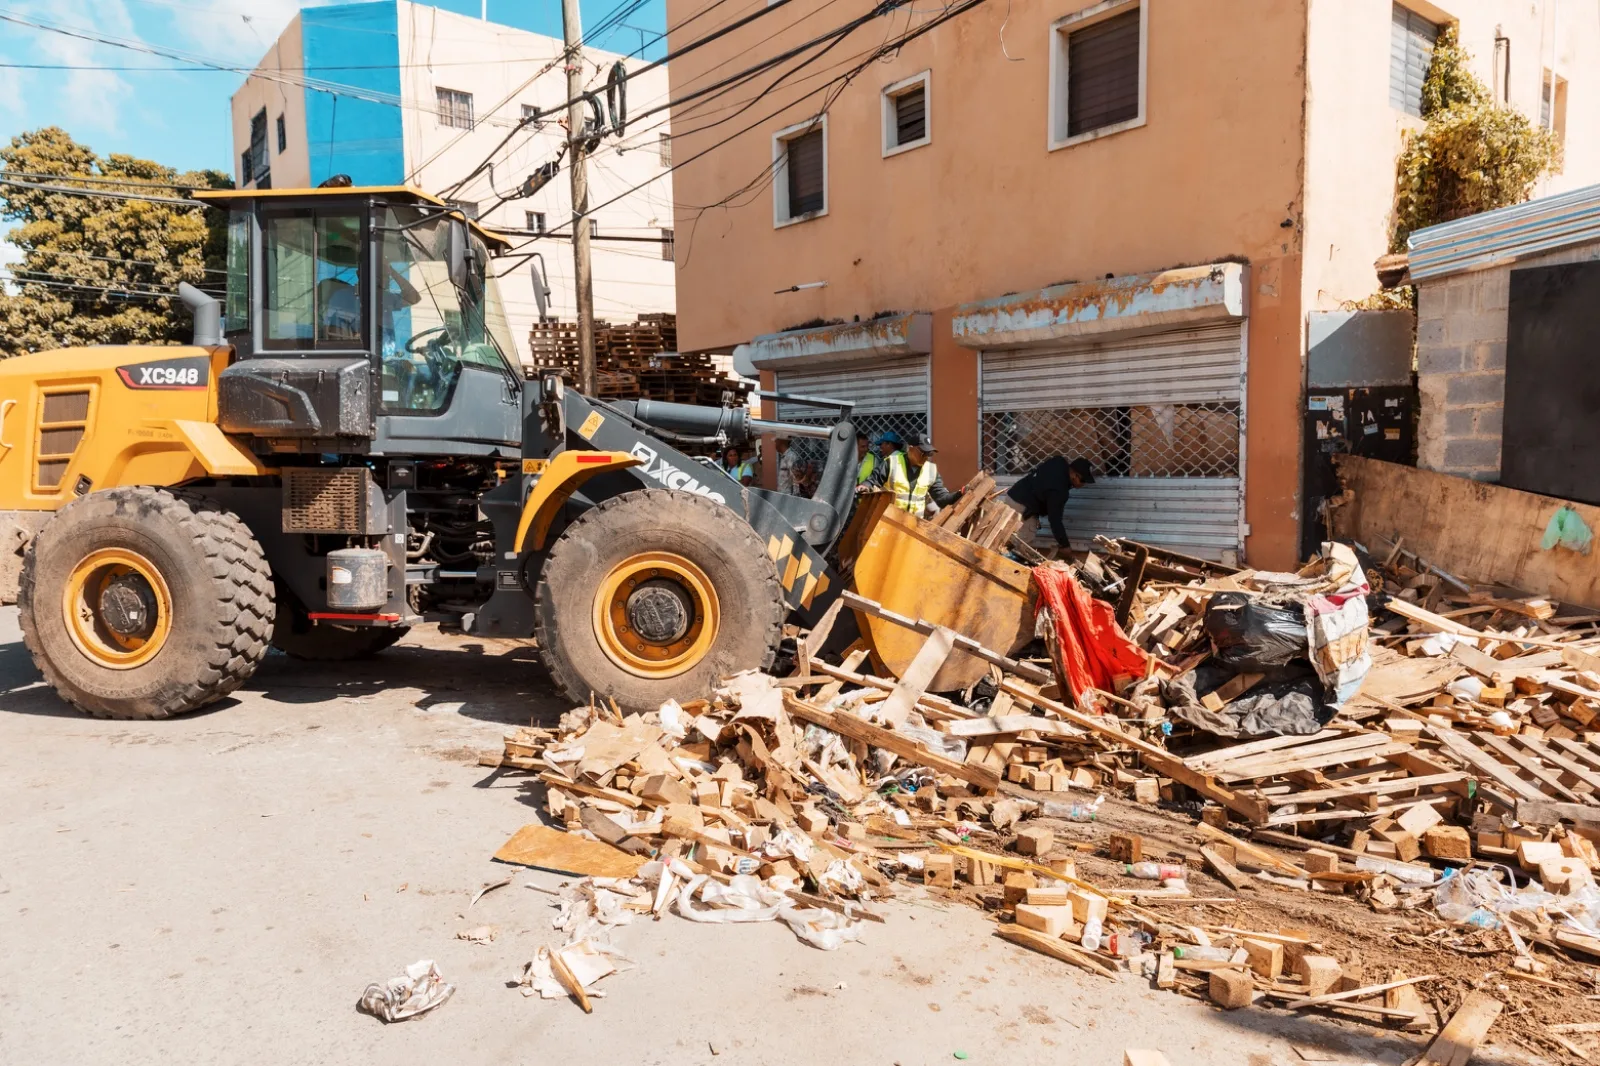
left=357, top=959, right=455, bottom=1022
left=519, top=939, right=635, bottom=1001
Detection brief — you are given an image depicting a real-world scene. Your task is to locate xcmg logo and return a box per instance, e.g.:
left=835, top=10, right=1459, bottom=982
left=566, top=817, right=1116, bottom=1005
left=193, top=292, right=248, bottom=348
left=115, top=356, right=210, bottom=391
left=627, top=442, right=728, bottom=505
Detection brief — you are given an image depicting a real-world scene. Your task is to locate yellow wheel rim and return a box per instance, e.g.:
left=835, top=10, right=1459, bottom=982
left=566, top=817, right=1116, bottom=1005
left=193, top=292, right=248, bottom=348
left=593, top=551, right=719, bottom=679
left=61, top=548, right=172, bottom=670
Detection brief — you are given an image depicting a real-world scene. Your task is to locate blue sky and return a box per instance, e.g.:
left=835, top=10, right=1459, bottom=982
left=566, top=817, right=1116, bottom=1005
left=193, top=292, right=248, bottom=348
left=0, top=0, right=667, bottom=175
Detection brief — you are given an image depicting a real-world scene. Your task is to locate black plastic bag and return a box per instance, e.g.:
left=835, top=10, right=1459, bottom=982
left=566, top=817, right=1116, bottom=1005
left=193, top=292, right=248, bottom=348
left=1204, top=591, right=1307, bottom=669
left=1163, top=663, right=1332, bottom=739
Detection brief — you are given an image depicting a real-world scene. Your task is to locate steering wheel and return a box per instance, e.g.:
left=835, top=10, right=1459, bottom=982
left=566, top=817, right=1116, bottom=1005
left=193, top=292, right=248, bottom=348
left=404, top=325, right=451, bottom=355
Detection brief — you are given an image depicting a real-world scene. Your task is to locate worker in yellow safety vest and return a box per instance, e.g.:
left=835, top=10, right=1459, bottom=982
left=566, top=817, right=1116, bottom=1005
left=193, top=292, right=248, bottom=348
left=854, top=430, right=876, bottom=485
left=869, top=432, right=961, bottom=516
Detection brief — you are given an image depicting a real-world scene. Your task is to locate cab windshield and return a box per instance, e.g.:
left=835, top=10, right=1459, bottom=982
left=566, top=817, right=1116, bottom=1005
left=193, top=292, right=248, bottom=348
left=376, top=205, right=517, bottom=413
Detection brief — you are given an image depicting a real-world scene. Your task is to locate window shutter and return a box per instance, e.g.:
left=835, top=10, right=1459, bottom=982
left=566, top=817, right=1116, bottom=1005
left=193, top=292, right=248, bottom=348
left=894, top=86, right=926, bottom=146
left=1066, top=7, right=1140, bottom=138
left=661, top=228, right=675, bottom=261
left=1388, top=3, right=1438, bottom=117
left=786, top=128, right=825, bottom=217
left=658, top=132, right=672, bottom=167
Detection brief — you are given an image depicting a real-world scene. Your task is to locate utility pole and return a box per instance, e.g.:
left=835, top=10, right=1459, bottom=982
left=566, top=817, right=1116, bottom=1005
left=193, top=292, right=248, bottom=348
left=562, top=0, right=596, bottom=396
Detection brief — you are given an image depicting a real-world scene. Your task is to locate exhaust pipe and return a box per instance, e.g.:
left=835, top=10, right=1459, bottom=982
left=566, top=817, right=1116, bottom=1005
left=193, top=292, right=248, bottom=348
left=179, top=282, right=223, bottom=347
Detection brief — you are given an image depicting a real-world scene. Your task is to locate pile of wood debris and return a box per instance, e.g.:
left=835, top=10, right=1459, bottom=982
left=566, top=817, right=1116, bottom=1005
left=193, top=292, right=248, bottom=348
left=479, top=530, right=1600, bottom=1061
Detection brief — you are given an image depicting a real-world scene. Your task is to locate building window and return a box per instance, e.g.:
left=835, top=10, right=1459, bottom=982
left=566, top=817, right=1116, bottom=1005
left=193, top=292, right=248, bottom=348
left=437, top=87, right=475, bottom=129
left=526, top=210, right=546, bottom=233
left=661, top=228, right=675, bottom=261
left=1048, top=1, right=1146, bottom=150
left=1389, top=3, right=1439, bottom=117
left=521, top=103, right=539, bottom=122
left=658, top=132, right=672, bottom=167
left=449, top=199, right=479, bottom=220
left=244, top=108, right=270, bottom=186
left=772, top=117, right=827, bottom=227
left=276, top=114, right=287, bottom=153
left=589, top=219, right=599, bottom=238
left=881, top=71, right=930, bottom=156
left=1542, top=69, right=1568, bottom=144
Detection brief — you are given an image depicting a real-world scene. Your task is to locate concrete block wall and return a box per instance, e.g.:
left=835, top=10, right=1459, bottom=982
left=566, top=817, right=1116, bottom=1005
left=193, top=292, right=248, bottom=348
left=1415, top=242, right=1600, bottom=480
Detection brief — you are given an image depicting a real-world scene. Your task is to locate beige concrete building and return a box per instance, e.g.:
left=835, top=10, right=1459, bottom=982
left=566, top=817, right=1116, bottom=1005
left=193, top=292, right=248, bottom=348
left=663, top=0, right=1599, bottom=568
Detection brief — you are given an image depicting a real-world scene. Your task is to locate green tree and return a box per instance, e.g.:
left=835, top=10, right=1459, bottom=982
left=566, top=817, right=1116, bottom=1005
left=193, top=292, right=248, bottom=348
left=0, top=126, right=231, bottom=357
left=1392, top=26, right=1562, bottom=250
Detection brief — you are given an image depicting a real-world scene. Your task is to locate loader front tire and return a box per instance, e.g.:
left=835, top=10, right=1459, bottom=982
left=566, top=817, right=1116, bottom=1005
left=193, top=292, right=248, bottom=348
left=18, top=487, right=275, bottom=719
left=534, top=489, right=783, bottom=710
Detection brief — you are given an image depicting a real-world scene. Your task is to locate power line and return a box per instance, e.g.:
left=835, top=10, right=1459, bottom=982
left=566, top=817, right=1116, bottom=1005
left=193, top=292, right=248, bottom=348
left=0, top=176, right=198, bottom=206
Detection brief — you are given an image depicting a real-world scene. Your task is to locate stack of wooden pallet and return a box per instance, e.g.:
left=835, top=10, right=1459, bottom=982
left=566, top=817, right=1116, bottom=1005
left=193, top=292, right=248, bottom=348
left=929, top=474, right=1040, bottom=558
left=525, top=314, right=751, bottom=406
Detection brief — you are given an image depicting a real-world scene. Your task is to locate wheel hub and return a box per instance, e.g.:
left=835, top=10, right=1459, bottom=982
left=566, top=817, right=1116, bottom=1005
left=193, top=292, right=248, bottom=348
left=625, top=580, right=691, bottom=644
left=98, top=573, right=157, bottom=639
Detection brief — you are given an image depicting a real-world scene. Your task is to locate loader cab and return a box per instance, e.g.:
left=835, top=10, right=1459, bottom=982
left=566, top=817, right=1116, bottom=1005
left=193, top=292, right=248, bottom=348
left=198, top=186, right=523, bottom=457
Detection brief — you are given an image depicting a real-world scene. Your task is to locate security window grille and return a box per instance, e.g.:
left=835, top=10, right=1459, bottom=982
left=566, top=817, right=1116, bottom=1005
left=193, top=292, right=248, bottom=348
left=658, top=132, right=672, bottom=167
left=1066, top=7, right=1140, bottom=138
left=891, top=85, right=926, bottom=147
left=784, top=128, right=825, bottom=218
left=437, top=87, right=475, bottom=129
left=276, top=114, right=286, bottom=152
left=982, top=402, right=1241, bottom=480
left=245, top=108, right=270, bottom=185
left=526, top=211, right=546, bottom=233
left=787, top=412, right=928, bottom=472
left=661, top=228, right=675, bottom=261
left=1389, top=4, right=1439, bottom=117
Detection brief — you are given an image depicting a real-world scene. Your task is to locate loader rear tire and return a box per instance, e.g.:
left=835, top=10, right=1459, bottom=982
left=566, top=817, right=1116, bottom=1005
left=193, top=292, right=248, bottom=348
left=18, top=487, right=275, bottom=719
left=534, top=488, right=783, bottom=710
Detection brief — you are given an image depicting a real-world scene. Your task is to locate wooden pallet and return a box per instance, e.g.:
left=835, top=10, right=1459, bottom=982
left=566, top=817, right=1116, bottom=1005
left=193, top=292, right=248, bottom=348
left=1182, top=727, right=1470, bottom=827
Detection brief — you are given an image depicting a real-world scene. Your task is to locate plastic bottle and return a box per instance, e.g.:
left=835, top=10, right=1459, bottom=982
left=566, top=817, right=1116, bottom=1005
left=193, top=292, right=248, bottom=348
left=1125, top=862, right=1185, bottom=881
left=1108, top=930, right=1151, bottom=957
left=1066, top=794, right=1106, bottom=822
left=1080, top=917, right=1103, bottom=952
left=1172, top=945, right=1232, bottom=961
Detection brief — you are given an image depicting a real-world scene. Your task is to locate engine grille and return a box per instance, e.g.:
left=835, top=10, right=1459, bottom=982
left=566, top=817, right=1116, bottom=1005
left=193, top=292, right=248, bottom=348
left=282, top=467, right=370, bottom=534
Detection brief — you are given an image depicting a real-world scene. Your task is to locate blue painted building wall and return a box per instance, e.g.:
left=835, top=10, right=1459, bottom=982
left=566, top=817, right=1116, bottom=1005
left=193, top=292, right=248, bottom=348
left=301, top=2, right=405, bottom=186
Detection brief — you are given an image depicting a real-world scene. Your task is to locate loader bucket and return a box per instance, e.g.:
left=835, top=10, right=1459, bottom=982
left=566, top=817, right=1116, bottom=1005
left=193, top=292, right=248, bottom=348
left=840, top=493, right=1034, bottom=692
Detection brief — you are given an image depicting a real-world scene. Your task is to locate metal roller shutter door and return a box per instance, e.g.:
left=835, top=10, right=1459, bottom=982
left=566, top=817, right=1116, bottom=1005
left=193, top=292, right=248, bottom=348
left=774, top=356, right=930, bottom=464
left=979, top=323, right=1244, bottom=559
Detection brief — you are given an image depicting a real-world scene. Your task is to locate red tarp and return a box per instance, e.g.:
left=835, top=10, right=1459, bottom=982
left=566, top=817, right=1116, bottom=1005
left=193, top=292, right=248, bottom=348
left=1031, top=566, right=1149, bottom=708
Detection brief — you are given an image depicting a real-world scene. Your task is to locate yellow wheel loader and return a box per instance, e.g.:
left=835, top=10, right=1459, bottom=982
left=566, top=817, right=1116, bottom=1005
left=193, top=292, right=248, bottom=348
left=0, top=185, right=863, bottom=719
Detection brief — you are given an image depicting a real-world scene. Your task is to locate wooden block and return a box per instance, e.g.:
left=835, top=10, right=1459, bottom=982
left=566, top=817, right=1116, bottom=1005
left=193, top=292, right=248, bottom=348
left=1539, top=857, right=1591, bottom=892
left=1133, top=778, right=1161, bottom=804
left=661, top=803, right=704, bottom=838
left=1155, top=952, right=1176, bottom=989
left=1015, top=825, right=1054, bottom=856
left=1002, top=871, right=1038, bottom=904
left=1123, top=1052, right=1172, bottom=1066
left=1201, top=807, right=1229, bottom=829
left=1563, top=831, right=1600, bottom=870
left=1475, top=828, right=1505, bottom=852
left=1422, top=825, right=1472, bottom=862
left=1070, top=767, right=1099, bottom=789
left=838, top=821, right=866, bottom=841
left=923, top=853, right=956, bottom=888
left=1293, top=954, right=1341, bottom=998
left=965, top=856, right=996, bottom=886
left=1024, top=885, right=1073, bottom=907
left=692, top=779, right=720, bottom=806
left=1209, top=967, right=1254, bottom=1009
left=1372, top=828, right=1421, bottom=862
left=1386, top=968, right=1433, bottom=1031
left=1396, top=802, right=1445, bottom=837
left=1518, top=839, right=1564, bottom=868
left=1026, top=767, right=1053, bottom=791
left=794, top=808, right=828, bottom=834
left=1242, top=938, right=1284, bottom=980
left=1068, top=888, right=1108, bottom=925
left=1045, top=858, right=1078, bottom=878
left=638, top=774, right=690, bottom=806
left=1015, top=904, right=1078, bottom=938
left=1479, top=686, right=1510, bottom=706
left=1303, top=849, right=1340, bottom=874
left=1109, top=833, right=1143, bottom=864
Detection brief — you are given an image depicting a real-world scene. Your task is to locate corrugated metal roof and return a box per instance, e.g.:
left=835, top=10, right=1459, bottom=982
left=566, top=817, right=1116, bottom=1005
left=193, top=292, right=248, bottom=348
left=1408, top=182, right=1600, bottom=281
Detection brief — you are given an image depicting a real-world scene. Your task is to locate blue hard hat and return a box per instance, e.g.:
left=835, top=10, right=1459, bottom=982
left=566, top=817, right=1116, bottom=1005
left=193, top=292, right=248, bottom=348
left=878, top=430, right=904, bottom=446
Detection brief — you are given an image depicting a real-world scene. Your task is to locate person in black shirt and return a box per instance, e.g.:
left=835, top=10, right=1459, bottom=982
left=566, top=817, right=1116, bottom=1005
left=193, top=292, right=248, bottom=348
left=1005, top=456, right=1094, bottom=549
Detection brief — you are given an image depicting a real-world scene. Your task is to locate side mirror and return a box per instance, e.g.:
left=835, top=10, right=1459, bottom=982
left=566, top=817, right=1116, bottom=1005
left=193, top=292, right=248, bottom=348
left=446, top=217, right=471, bottom=291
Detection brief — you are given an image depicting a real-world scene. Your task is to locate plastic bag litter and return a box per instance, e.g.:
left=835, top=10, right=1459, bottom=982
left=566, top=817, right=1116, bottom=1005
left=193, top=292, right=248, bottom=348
left=357, top=959, right=455, bottom=1022
left=781, top=906, right=867, bottom=950
left=519, top=939, right=635, bottom=1001
left=1448, top=675, right=1485, bottom=702
left=1205, top=592, right=1309, bottom=669
left=1433, top=865, right=1600, bottom=938
left=1542, top=505, right=1594, bottom=554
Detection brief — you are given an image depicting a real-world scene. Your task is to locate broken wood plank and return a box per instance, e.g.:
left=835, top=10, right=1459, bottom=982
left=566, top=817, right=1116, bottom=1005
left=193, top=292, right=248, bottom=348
left=493, top=823, right=645, bottom=878
left=878, top=626, right=957, bottom=727
left=1200, top=845, right=1258, bottom=892
left=1194, top=823, right=1307, bottom=878
left=1280, top=974, right=1439, bottom=1010
left=1428, top=727, right=1549, bottom=802
left=995, top=924, right=1118, bottom=979
left=1416, top=992, right=1503, bottom=1066
left=1513, top=798, right=1600, bottom=827
left=783, top=693, right=1001, bottom=791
